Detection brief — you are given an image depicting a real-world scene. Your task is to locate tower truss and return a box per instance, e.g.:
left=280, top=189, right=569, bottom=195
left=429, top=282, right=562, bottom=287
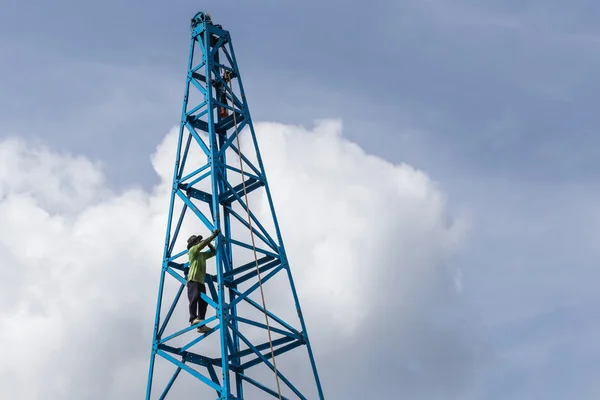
left=145, top=12, right=324, bottom=400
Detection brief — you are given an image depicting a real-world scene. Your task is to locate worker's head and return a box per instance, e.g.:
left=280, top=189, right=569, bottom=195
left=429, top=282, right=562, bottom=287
left=187, top=234, right=203, bottom=250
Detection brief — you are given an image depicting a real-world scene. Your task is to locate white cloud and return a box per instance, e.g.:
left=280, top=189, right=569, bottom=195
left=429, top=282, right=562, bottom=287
left=0, top=119, right=473, bottom=399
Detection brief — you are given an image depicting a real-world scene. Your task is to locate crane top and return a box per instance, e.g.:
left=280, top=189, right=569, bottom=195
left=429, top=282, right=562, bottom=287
left=191, top=12, right=212, bottom=28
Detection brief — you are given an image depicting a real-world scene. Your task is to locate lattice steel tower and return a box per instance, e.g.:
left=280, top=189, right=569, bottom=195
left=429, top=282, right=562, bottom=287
left=145, top=12, right=324, bottom=400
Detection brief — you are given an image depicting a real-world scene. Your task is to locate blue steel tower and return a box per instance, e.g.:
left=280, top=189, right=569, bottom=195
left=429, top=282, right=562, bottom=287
left=145, top=12, right=324, bottom=400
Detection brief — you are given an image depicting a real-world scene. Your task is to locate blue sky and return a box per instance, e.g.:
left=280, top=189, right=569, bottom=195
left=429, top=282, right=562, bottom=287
left=2, top=0, right=600, bottom=398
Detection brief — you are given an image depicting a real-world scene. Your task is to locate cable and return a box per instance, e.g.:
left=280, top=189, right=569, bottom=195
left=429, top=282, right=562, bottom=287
left=226, top=73, right=283, bottom=399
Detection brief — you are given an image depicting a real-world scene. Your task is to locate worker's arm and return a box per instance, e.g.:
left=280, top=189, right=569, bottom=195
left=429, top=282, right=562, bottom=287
left=190, top=229, right=221, bottom=252
left=205, top=243, right=217, bottom=259
left=193, top=229, right=221, bottom=251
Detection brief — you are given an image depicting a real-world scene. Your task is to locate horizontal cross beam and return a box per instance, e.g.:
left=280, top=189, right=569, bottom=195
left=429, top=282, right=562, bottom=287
left=158, top=344, right=219, bottom=368
left=219, top=177, right=264, bottom=204
left=224, top=255, right=275, bottom=280
left=219, top=336, right=296, bottom=368
left=184, top=186, right=212, bottom=204
left=240, top=339, right=304, bottom=370
left=229, top=259, right=281, bottom=286
left=216, top=112, right=245, bottom=133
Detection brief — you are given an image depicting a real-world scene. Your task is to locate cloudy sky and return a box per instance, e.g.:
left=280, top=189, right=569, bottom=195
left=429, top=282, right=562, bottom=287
left=2, top=1, right=600, bottom=399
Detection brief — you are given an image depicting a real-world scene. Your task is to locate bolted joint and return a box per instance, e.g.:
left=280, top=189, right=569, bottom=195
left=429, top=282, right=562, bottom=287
left=280, top=254, right=289, bottom=269
left=212, top=159, right=225, bottom=171
left=299, top=331, right=306, bottom=344
left=217, top=306, right=230, bottom=320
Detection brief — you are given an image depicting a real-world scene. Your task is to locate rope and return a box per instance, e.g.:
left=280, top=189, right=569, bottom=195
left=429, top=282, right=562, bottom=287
left=226, top=73, right=283, bottom=399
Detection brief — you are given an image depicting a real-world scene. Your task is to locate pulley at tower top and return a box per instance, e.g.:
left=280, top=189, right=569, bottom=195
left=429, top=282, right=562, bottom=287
left=191, top=12, right=216, bottom=30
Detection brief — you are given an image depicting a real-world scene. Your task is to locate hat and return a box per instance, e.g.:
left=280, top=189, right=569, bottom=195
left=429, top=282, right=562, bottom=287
left=187, top=234, right=202, bottom=249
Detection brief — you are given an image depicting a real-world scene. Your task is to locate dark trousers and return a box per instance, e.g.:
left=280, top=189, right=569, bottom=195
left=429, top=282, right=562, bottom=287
left=187, top=281, right=207, bottom=324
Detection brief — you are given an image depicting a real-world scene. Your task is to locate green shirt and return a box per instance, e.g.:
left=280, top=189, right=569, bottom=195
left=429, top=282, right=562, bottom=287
left=187, top=243, right=216, bottom=284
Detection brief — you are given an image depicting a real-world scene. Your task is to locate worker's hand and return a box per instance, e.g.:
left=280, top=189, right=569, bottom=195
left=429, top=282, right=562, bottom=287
left=213, top=229, right=221, bottom=236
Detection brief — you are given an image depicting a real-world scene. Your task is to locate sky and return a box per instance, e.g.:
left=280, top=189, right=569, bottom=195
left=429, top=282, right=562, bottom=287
left=1, top=0, right=600, bottom=399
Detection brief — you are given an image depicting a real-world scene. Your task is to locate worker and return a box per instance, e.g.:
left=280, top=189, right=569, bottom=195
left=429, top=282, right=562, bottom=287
left=186, top=229, right=220, bottom=333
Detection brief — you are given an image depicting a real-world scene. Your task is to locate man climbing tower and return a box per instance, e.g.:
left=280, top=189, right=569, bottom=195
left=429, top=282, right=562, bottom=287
left=186, top=229, right=220, bottom=333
